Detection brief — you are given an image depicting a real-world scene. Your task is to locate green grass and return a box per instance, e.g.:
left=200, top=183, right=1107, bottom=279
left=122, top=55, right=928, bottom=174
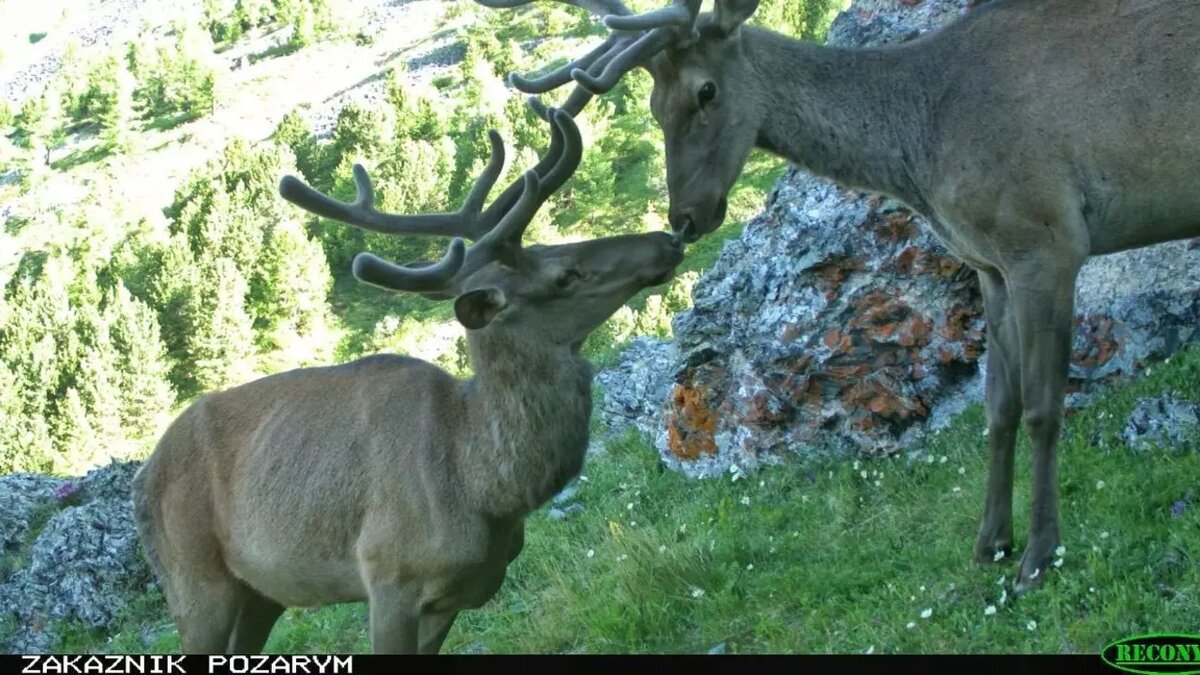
left=53, top=345, right=1200, bottom=655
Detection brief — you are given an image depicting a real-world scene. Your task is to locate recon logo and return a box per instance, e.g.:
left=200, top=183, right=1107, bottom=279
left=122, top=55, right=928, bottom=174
left=1102, top=634, right=1200, bottom=675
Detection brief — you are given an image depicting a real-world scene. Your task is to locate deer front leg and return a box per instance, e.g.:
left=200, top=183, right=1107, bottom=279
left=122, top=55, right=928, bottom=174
left=1007, top=256, right=1083, bottom=593
left=973, top=268, right=1022, bottom=565
left=417, top=610, right=460, bottom=654
left=367, top=581, right=421, bottom=654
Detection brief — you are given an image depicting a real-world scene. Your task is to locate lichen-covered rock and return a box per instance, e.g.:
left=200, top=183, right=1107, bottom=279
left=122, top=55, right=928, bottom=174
left=595, top=0, right=1200, bottom=479
left=0, top=460, right=150, bottom=654
left=596, top=336, right=678, bottom=439
left=0, top=474, right=66, bottom=569
left=1122, top=395, right=1200, bottom=453
left=654, top=176, right=988, bottom=477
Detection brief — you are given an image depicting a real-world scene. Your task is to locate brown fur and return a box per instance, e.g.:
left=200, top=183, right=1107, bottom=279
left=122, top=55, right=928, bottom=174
left=131, top=110, right=684, bottom=654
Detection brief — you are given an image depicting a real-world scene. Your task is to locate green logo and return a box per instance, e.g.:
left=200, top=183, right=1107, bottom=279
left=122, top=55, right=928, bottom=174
left=1102, top=634, right=1200, bottom=675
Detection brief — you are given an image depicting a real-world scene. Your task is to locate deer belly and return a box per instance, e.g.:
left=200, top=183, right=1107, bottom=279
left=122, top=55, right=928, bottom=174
left=224, top=538, right=367, bottom=607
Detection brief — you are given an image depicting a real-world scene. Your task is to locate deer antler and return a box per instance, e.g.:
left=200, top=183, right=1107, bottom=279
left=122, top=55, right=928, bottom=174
left=477, top=0, right=701, bottom=111
left=278, top=106, right=584, bottom=296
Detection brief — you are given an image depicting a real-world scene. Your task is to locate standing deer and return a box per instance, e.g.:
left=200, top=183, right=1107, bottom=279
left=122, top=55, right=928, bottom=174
left=129, top=107, right=685, bottom=654
left=477, top=0, right=1200, bottom=592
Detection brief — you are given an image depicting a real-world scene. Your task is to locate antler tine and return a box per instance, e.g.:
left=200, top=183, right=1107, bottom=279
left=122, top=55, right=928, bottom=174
left=534, top=108, right=584, bottom=198
left=277, top=131, right=506, bottom=241
left=349, top=238, right=468, bottom=294
left=470, top=106, right=577, bottom=257
left=571, top=27, right=677, bottom=94
left=508, top=34, right=618, bottom=94
left=603, top=0, right=701, bottom=32
left=482, top=0, right=698, bottom=102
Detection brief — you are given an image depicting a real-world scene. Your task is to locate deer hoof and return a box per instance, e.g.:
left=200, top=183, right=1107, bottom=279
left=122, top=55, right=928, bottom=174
left=1012, top=550, right=1054, bottom=595
left=973, top=541, right=1014, bottom=565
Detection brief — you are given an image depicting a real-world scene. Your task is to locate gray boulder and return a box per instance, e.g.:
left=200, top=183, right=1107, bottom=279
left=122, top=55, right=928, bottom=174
left=0, top=460, right=151, bottom=654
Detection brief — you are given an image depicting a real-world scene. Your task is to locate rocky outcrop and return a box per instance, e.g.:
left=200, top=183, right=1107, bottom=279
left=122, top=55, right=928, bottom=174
left=596, top=0, right=1200, bottom=478
left=0, top=460, right=152, bottom=654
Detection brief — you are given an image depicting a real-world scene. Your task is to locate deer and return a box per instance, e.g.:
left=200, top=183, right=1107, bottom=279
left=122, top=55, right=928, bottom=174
left=128, top=106, right=685, bottom=654
left=475, top=0, right=1200, bottom=593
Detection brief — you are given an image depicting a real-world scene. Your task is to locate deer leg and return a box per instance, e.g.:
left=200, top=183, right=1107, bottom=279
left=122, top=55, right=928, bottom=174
left=367, top=582, right=421, bottom=654
left=227, top=588, right=286, bottom=654
left=1007, top=258, right=1082, bottom=593
left=170, top=575, right=244, bottom=654
left=417, top=611, right=460, bottom=654
left=973, top=268, right=1022, bottom=564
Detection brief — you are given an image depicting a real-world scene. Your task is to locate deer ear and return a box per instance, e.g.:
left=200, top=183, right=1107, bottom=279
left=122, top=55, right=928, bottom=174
left=714, top=0, right=760, bottom=35
left=454, top=288, right=508, bottom=330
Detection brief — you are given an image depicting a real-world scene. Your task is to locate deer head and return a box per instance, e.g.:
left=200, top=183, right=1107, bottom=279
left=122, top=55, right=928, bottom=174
left=477, top=0, right=765, bottom=243
left=278, top=106, right=684, bottom=347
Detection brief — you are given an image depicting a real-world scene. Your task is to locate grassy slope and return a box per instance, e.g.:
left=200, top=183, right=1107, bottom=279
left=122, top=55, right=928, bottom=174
left=59, top=344, right=1200, bottom=654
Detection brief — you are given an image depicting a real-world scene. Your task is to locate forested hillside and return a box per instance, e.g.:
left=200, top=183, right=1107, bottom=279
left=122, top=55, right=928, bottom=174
left=0, top=0, right=841, bottom=476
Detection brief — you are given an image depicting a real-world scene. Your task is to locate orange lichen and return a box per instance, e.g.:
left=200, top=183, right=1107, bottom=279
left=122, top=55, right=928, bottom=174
left=666, top=383, right=719, bottom=460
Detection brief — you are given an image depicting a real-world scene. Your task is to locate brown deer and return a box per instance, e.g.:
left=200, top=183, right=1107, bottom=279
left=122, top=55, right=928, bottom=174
left=477, top=0, right=1200, bottom=592
left=129, top=107, right=685, bottom=654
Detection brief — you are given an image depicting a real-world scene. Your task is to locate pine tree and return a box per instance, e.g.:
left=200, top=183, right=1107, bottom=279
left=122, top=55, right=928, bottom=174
left=184, top=257, right=256, bottom=394
left=106, top=284, right=175, bottom=441
left=52, top=387, right=96, bottom=473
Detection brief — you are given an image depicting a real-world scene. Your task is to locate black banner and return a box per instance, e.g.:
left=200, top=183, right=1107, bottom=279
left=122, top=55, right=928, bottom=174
left=0, top=653, right=1117, bottom=675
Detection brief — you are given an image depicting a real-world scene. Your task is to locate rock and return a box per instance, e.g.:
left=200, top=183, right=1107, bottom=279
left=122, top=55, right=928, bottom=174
left=595, top=337, right=678, bottom=439
left=0, top=460, right=151, bottom=654
left=0, top=474, right=66, bottom=568
left=1121, top=395, right=1200, bottom=453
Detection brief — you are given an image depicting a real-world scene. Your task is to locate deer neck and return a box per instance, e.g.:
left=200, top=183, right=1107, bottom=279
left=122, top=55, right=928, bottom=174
left=458, top=329, right=592, bottom=520
left=746, top=27, right=934, bottom=209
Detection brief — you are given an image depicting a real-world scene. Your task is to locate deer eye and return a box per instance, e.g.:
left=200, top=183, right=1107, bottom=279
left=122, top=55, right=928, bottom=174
left=555, top=268, right=582, bottom=289
left=697, top=81, right=717, bottom=108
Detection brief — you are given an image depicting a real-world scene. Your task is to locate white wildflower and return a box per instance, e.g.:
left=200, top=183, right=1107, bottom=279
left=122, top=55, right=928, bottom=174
left=1096, top=480, right=1106, bottom=490
left=958, top=466, right=966, bottom=475
left=1053, top=558, right=1063, bottom=568
left=861, top=470, right=868, bottom=479
left=587, top=549, right=595, bottom=558
left=1027, top=620, right=1037, bottom=631
left=952, top=486, right=962, bottom=493
left=617, top=554, right=628, bottom=562
left=741, top=495, right=751, bottom=506
left=993, top=550, right=1007, bottom=562
left=854, top=460, right=861, bottom=470
left=999, top=589, right=1007, bottom=605
left=920, top=608, right=933, bottom=619
left=919, top=585, right=926, bottom=592
left=1100, top=531, right=1109, bottom=539
left=691, top=587, right=705, bottom=598
left=866, top=646, right=875, bottom=655
left=759, top=480, right=765, bottom=488
left=746, top=564, right=754, bottom=571
left=631, top=521, right=637, bottom=527
left=939, top=456, right=948, bottom=464
left=984, top=605, right=997, bottom=616
left=874, top=480, right=881, bottom=487
left=627, top=502, right=634, bottom=511
left=1055, top=545, right=1066, bottom=557
left=659, top=545, right=667, bottom=553
left=906, top=622, right=916, bottom=630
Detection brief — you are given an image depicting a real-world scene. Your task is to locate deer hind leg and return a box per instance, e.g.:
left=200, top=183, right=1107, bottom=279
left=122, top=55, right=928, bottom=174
left=227, top=589, right=286, bottom=654
left=167, top=571, right=245, bottom=653
left=1007, top=255, right=1084, bottom=593
left=973, top=267, right=1022, bottom=565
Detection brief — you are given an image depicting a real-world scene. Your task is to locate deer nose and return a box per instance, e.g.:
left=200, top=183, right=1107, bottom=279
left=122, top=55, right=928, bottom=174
left=669, top=210, right=699, bottom=244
